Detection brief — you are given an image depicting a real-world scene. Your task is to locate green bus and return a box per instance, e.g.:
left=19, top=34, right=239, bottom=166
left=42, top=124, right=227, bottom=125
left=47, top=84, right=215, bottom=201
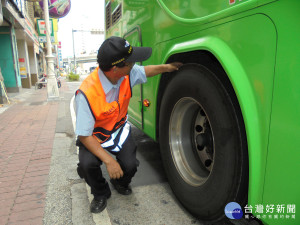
left=105, top=0, right=299, bottom=224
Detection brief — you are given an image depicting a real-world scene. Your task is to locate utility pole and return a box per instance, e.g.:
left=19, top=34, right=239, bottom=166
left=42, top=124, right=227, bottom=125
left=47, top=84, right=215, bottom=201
left=72, top=28, right=76, bottom=73
left=43, top=0, right=59, bottom=100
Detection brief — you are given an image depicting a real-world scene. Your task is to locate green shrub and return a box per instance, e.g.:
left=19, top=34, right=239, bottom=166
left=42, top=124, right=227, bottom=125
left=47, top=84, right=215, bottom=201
left=67, top=72, right=80, bottom=81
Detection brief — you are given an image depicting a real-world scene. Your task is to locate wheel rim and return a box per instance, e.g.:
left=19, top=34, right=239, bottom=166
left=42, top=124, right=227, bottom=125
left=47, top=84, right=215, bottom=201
left=169, top=97, right=214, bottom=187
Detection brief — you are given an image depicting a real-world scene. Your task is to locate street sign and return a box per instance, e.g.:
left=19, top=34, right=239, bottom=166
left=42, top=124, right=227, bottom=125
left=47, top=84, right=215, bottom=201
left=37, top=19, right=55, bottom=43
left=39, top=0, right=71, bottom=18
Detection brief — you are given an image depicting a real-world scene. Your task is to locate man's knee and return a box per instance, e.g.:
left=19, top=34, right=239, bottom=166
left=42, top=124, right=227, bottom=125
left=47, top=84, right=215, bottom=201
left=120, top=158, right=139, bottom=174
left=79, top=147, right=101, bottom=172
left=80, top=159, right=100, bottom=172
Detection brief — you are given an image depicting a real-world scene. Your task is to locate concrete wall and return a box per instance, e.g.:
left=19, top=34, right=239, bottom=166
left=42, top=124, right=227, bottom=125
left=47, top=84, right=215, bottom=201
left=28, top=46, right=38, bottom=85
left=17, top=39, right=31, bottom=88
left=28, top=46, right=38, bottom=74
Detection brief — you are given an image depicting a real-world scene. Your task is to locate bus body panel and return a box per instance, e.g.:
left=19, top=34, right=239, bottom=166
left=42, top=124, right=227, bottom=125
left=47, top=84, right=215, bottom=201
left=124, top=27, right=143, bottom=129
left=105, top=0, right=300, bottom=223
left=141, top=14, right=277, bottom=209
left=157, top=0, right=258, bottom=23
left=260, top=1, right=300, bottom=224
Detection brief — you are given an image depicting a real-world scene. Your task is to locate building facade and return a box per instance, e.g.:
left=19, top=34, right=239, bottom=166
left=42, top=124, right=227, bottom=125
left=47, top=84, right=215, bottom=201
left=0, top=0, right=59, bottom=100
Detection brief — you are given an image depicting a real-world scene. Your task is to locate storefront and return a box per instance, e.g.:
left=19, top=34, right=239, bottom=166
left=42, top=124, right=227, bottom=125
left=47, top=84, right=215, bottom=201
left=0, top=0, right=25, bottom=92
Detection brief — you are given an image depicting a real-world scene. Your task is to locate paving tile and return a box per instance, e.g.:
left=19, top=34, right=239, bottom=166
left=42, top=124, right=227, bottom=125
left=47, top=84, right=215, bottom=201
left=15, top=193, right=46, bottom=204
left=19, top=181, right=48, bottom=190
left=0, top=198, right=15, bottom=215
left=21, top=175, right=48, bottom=184
left=24, top=169, right=49, bottom=178
left=17, top=185, right=46, bottom=197
left=0, top=215, right=9, bottom=225
left=7, top=216, right=44, bottom=225
left=8, top=207, right=45, bottom=223
left=0, top=179, right=22, bottom=189
left=12, top=199, right=45, bottom=213
left=0, top=87, right=59, bottom=224
left=0, top=169, right=25, bottom=178
left=26, top=165, right=50, bottom=173
left=0, top=174, right=23, bottom=183
left=0, top=185, right=19, bottom=194
left=0, top=191, right=17, bottom=200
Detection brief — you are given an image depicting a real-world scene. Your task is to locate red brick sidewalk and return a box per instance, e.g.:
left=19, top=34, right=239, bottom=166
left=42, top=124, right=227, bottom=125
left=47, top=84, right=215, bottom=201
left=0, top=88, right=59, bottom=225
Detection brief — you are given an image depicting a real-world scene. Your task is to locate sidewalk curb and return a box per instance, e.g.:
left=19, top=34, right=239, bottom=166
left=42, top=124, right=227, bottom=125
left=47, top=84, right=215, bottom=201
left=70, top=96, right=112, bottom=225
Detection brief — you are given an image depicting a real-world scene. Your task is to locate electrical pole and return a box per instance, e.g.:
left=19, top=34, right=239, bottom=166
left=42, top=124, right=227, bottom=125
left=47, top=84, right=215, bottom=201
left=72, top=29, right=76, bottom=73
left=43, top=0, right=59, bottom=100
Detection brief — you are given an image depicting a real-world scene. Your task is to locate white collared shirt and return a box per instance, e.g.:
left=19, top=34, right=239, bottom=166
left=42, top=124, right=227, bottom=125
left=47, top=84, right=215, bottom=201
left=98, top=68, right=124, bottom=103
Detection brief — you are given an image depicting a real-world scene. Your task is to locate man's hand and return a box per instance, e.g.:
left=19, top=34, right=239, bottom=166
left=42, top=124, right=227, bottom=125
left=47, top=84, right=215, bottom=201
left=105, top=158, right=124, bottom=179
left=165, top=62, right=183, bottom=72
left=145, top=62, right=183, bottom=77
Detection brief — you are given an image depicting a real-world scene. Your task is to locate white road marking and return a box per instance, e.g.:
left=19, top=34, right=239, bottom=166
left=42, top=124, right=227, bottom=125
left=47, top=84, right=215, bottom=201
left=70, top=95, right=112, bottom=225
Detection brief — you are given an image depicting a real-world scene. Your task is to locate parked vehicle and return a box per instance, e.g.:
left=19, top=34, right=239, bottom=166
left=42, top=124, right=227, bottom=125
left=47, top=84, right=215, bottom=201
left=105, top=1, right=300, bottom=224
left=36, top=74, right=47, bottom=89
left=36, top=74, right=61, bottom=89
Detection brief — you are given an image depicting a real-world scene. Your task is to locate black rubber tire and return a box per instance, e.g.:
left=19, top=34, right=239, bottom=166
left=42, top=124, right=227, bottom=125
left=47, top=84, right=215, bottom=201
left=159, top=64, right=248, bottom=222
left=38, top=83, right=43, bottom=89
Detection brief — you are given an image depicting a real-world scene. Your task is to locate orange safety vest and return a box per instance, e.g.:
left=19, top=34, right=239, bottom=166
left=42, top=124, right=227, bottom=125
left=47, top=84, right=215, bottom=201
left=76, top=67, right=132, bottom=150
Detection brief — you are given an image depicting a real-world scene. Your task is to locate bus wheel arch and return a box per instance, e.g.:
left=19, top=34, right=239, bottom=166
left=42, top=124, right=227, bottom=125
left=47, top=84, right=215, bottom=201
left=157, top=50, right=247, bottom=147
left=157, top=50, right=240, bottom=139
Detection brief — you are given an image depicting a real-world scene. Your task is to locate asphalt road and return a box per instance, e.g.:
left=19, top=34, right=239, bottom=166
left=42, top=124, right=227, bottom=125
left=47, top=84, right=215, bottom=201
left=106, top=124, right=261, bottom=225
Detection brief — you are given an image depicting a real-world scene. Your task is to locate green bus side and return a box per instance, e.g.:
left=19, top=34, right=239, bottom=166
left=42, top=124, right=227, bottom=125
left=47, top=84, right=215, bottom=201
left=105, top=0, right=300, bottom=224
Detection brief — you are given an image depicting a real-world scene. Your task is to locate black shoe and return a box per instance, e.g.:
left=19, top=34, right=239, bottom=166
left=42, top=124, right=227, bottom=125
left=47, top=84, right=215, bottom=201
left=90, top=196, right=108, bottom=213
left=110, top=179, right=132, bottom=195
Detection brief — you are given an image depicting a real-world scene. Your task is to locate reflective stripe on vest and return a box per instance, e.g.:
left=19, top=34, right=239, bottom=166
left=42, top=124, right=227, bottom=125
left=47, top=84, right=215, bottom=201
left=75, top=67, right=132, bottom=151
left=101, top=121, right=130, bottom=152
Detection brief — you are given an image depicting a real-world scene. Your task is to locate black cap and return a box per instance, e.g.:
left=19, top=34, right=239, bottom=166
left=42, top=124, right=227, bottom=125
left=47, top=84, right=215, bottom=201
left=97, top=36, right=152, bottom=66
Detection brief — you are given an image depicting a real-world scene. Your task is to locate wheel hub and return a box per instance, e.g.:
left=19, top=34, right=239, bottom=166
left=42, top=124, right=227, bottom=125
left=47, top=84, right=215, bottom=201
left=196, top=133, right=208, bottom=148
left=169, top=97, right=215, bottom=186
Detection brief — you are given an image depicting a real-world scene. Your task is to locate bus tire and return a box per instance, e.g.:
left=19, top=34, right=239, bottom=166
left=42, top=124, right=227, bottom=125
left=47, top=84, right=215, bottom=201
left=159, top=63, right=248, bottom=222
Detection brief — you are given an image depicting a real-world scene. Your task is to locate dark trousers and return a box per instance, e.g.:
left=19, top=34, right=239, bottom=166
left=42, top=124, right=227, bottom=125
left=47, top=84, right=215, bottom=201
left=77, top=133, right=138, bottom=198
